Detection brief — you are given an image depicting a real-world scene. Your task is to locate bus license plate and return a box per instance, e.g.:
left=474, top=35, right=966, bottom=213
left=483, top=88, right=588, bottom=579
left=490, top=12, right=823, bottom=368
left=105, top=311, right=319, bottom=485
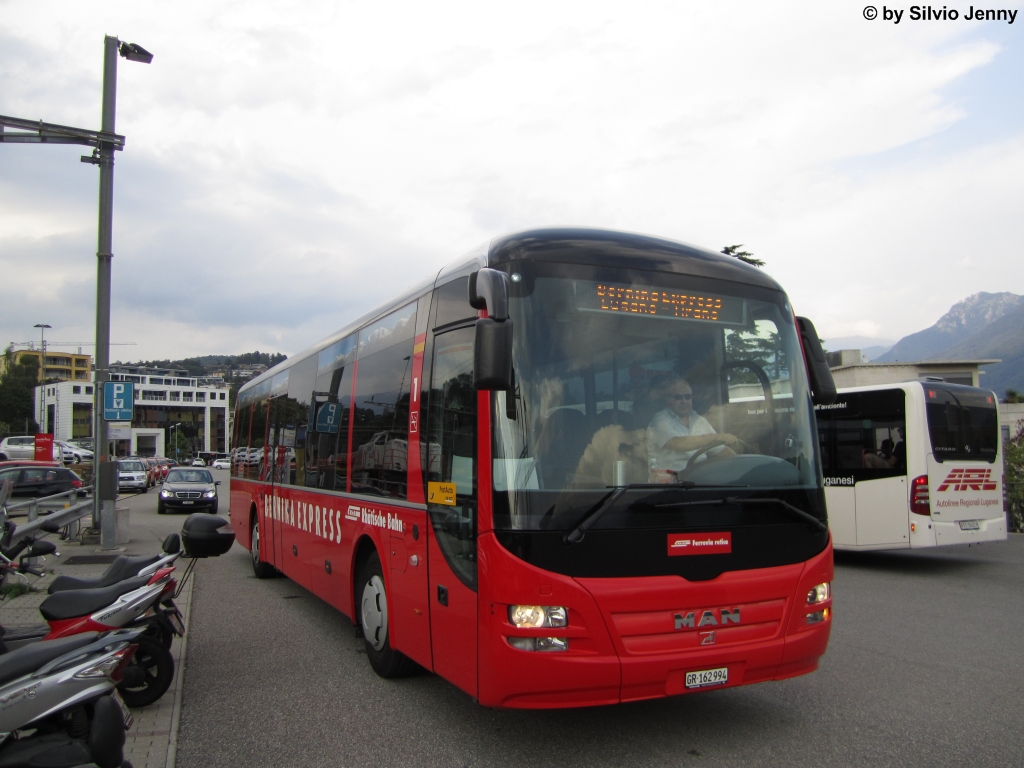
left=685, top=667, right=728, bottom=689
left=959, top=520, right=980, bottom=531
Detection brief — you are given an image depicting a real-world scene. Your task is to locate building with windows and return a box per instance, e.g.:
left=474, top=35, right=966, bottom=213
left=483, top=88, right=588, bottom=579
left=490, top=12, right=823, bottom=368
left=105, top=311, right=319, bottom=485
left=34, top=364, right=230, bottom=458
left=826, top=349, right=999, bottom=389
left=1, top=348, right=92, bottom=383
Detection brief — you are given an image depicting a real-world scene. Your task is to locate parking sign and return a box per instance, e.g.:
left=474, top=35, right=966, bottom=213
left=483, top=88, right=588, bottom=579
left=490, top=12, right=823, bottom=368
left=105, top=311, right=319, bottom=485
left=103, top=381, right=134, bottom=421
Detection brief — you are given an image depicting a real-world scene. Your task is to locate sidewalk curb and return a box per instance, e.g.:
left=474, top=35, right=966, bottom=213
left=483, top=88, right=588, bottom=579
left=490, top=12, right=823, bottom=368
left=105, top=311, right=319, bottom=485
left=164, top=565, right=196, bottom=768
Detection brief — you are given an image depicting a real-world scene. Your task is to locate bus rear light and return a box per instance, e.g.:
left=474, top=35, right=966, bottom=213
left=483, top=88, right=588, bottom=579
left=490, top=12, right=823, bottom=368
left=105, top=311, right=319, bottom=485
left=806, top=608, right=830, bottom=625
left=806, top=582, right=830, bottom=604
left=508, top=605, right=568, bottom=628
left=910, top=475, right=930, bottom=515
left=507, top=636, right=568, bottom=652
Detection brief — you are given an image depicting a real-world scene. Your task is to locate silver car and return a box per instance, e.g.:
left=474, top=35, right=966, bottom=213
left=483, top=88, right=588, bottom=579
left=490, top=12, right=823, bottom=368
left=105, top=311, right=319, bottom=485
left=117, top=458, right=149, bottom=493
left=0, top=436, right=36, bottom=461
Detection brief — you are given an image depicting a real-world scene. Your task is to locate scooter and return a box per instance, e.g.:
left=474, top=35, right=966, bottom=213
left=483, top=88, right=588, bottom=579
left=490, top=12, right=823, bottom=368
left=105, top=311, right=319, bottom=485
left=0, top=514, right=235, bottom=708
left=0, top=560, right=178, bottom=709
left=0, top=628, right=142, bottom=768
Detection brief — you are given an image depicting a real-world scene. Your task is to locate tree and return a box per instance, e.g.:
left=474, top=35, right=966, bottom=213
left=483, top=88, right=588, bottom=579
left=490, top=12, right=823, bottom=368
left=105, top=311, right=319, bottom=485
left=721, top=244, right=765, bottom=268
left=1005, top=422, right=1024, bottom=532
left=0, top=348, right=40, bottom=434
left=1004, top=389, right=1023, bottom=403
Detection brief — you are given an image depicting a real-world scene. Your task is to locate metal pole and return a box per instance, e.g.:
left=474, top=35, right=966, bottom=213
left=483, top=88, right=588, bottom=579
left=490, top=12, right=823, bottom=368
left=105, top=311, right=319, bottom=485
left=94, top=35, right=118, bottom=549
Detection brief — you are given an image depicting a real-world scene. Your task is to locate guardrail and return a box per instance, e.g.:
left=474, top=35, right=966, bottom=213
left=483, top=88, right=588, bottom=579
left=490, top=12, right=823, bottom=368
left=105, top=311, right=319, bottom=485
left=1, top=481, right=95, bottom=543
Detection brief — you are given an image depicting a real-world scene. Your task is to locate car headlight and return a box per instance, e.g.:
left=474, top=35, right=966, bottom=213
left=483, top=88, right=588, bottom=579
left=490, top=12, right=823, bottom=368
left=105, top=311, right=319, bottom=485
left=507, top=605, right=568, bottom=628
left=160, top=489, right=172, bottom=498
left=807, top=582, right=831, bottom=604
left=204, top=489, right=217, bottom=498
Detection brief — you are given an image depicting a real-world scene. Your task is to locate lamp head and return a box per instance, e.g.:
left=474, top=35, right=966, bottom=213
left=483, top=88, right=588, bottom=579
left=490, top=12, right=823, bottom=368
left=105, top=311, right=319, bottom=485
left=119, top=42, right=153, bottom=64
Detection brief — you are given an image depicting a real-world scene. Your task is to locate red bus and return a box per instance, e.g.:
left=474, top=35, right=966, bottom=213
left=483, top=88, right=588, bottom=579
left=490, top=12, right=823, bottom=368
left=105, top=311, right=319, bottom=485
left=229, top=228, right=838, bottom=708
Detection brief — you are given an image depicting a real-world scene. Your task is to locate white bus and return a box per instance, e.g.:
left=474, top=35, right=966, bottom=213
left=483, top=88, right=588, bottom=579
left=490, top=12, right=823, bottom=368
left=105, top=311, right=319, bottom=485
left=815, top=381, right=1006, bottom=551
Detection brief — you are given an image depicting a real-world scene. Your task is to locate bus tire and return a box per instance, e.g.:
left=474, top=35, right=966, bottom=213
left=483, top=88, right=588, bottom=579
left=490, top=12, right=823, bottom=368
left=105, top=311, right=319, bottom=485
left=359, top=551, right=416, bottom=678
left=251, top=516, right=276, bottom=579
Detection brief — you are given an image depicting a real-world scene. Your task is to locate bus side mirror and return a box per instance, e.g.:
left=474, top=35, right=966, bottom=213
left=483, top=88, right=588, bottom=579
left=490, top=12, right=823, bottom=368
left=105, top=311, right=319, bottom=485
left=796, top=317, right=837, bottom=406
left=470, top=269, right=514, bottom=390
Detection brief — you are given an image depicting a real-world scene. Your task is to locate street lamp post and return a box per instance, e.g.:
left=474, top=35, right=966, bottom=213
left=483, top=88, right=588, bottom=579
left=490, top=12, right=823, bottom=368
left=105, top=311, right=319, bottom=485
left=90, top=37, right=153, bottom=549
left=33, top=324, right=51, bottom=383
left=171, top=423, right=181, bottom=462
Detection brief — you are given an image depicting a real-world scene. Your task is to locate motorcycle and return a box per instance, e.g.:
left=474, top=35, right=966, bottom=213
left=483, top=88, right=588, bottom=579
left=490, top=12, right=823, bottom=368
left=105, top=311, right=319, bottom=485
left=0, top=628, right=142, bottom=768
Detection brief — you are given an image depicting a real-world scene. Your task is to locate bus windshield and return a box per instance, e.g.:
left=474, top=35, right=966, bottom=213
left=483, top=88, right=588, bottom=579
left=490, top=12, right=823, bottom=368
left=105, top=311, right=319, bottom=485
left=491, top=262, right=820, bottom=532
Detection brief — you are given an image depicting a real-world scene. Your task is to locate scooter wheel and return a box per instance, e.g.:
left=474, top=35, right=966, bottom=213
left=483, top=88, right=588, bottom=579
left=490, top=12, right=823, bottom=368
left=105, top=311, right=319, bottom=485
left=117, top=637, right=174, bottom=708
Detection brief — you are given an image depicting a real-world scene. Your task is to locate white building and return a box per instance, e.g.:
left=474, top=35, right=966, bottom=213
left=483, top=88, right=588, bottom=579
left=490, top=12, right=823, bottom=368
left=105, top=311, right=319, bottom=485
left=35, top=365, right=231, bottom=458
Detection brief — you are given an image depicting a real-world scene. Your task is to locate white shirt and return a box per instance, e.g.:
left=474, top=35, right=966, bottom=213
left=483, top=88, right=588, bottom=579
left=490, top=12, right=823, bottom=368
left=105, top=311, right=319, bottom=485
left=647, top=408, right=719, bottom=473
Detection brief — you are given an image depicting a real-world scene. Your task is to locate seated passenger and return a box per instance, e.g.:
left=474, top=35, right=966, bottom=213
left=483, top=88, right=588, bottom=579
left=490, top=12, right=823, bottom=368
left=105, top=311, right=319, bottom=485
left=864, top=427, right=906, bottom=470
left=646, top=376, right=741, bottom=480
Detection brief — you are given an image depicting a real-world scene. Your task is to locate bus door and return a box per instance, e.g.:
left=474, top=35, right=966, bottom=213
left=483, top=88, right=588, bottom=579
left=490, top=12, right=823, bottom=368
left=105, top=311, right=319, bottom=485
left=266, top=396, right=291, bottom=579
left=854, top=390, right=908, bottom=547
left=425, top=326, right=478, bottom=697
left=818, top=389, right=908, bottom=548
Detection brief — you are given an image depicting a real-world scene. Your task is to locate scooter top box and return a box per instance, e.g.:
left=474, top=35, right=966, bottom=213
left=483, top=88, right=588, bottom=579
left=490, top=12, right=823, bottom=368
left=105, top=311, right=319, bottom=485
left=181, top=514, right=235, bottom=558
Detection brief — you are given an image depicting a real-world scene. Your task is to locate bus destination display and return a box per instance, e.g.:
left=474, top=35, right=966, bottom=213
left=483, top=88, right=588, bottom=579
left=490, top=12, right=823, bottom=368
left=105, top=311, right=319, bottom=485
left=574, top=281, right=743, bottom=324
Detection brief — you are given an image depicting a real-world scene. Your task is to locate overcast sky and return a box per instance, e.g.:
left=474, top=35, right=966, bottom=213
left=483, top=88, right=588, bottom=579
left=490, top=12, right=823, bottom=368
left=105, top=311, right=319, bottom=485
left=2, top=0, right=1022, bottom=362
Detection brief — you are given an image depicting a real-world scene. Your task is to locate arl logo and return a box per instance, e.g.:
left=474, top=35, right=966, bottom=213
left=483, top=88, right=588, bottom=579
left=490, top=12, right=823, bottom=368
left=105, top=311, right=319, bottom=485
left=674, top=608, right=740, bottom=630
left=937, top=469, right=997, bottom=492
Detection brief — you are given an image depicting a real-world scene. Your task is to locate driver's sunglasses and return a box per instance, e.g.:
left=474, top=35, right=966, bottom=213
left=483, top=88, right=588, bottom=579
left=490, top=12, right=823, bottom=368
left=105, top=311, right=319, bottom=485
left=669, top=393, right=693, bottom=401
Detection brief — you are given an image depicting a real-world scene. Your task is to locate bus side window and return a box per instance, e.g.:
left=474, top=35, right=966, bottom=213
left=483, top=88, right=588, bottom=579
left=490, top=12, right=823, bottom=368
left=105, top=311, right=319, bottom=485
left=231, top=403, right=251, bottom=480
left=427, top=325, right=477, bottom=591
left=350, top=302, right=418, bottom=499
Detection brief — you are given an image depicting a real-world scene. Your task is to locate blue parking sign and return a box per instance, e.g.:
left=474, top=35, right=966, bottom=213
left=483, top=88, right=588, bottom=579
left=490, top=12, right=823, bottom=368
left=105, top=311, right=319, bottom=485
left=315, top=402, right=341, bottom=434
left=103, top=381, right=134, bottom=421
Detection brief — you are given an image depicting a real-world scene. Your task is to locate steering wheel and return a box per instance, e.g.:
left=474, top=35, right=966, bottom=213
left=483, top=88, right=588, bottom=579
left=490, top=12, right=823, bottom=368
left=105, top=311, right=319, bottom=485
left=685, top=438, right=745, bottom=471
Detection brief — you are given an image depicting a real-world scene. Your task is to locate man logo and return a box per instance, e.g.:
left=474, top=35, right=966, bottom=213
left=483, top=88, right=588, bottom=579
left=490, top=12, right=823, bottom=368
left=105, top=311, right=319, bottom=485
left=700, top=631, right=716, bottom=646
left=674, top=608, right=740, bottom=630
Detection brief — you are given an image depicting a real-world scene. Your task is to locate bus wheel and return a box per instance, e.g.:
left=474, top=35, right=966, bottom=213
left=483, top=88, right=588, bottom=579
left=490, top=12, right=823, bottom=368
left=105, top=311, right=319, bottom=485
left=359, top=552, right=416, bottom=678
left=251, top=517, right=276, bottom=579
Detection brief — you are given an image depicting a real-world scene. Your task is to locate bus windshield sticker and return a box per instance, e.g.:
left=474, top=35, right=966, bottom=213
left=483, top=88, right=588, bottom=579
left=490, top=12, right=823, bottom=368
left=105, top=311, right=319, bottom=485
left=428, top=482, right=457, bottom=506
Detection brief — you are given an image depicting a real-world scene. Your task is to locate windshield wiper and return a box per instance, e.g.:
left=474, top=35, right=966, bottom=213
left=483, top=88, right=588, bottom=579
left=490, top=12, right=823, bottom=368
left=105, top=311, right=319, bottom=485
left=654, top=496, right=828, bottom=532
left=564, top=482, right=726, bottom=544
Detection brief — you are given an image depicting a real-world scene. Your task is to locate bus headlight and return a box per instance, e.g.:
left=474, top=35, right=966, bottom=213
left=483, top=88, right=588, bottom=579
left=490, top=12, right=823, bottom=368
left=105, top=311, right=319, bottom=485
left=806, top=583, right=831, bottom=604
left=508, top=605, right=568, bottom=628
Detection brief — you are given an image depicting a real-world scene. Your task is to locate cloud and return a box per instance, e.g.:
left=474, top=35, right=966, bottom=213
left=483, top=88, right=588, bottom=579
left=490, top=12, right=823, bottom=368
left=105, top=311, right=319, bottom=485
left=1, top=0, right=1022, bottom=360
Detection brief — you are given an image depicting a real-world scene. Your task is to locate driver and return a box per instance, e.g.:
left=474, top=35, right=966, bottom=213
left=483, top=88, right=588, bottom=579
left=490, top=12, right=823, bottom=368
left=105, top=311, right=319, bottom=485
left=646, top=376, right=741, bottom=479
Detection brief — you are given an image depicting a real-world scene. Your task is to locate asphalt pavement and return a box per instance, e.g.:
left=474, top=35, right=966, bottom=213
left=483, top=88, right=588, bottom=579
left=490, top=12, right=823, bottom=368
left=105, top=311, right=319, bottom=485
left=176, top=484, right=1024, bottom=768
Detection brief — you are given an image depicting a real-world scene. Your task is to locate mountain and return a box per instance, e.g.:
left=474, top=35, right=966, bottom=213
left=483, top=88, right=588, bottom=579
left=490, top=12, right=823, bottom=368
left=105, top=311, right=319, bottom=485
left=941, top=302, right=1024, bottom=398
left=876, top=292, right=1024, bottom=363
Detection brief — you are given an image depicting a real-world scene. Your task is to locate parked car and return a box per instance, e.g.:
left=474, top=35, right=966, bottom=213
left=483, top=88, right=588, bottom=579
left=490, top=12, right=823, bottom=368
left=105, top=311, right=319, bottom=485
left=191, top=457, right=206, bottom=467
left=140, top=457, right=161, bottom=487
left=158, top=467, right=220, bottom=514
left=0, top=437, right=73, bottom=463
left=56, top=440, right=93, bottom=464
left=211, top=458, right=231, bottom=470
left=117, top=458, right=150, bottom=494
left=0, top=463, right=84, bottom=497
left=154, top=457, right=172, bottom=479
left=0, top=436, right=37, bottom=461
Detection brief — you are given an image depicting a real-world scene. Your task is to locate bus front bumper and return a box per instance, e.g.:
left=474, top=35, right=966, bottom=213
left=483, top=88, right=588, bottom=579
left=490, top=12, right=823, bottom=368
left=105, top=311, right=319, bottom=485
left=478, top=538, right=834, bottom=709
